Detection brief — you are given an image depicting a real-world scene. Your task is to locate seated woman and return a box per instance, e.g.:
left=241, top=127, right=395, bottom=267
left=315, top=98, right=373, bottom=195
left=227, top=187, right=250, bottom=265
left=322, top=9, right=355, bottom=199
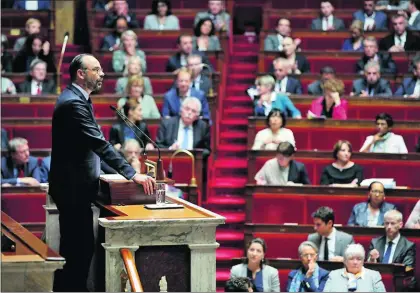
left=277, top=37, right=310, bottom=74
left=320, top=140, right=364, bottom=187
left=309, top=78, right=348, bottom=120
left=324, top=244, right=386, bottom=292
left=252, top=109, right=295, bottom=150
left=112, top=30, right=147, bottom=73
left=342, top=20, right=364, bottom=52
left=110, top=100, right=154, bottom=152
left=405, top=200, right=420, bottom=229
left=254, top=75, right=301, bottom=118
left=287, top=241, right=330, bottom=292
left=230, top=238, right=280, bottom=292
left=348, top=181, right=396, bottom=227
left=115, top=56, right=153, bottom=95
left=193, top=17, right=221, bottom=51
left=117, top=75, right=161, bottom=119
left=144, top=0, right=180, bottom=30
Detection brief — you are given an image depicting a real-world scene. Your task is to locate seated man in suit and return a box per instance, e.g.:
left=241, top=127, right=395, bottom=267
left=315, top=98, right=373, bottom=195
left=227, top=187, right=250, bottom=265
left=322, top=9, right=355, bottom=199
left=187, top=54, right=212, bottom=95
left=102, top=15, right=128, bottom=51
left=308, top=206, right=355, bottom=262
left=395, top=54, right=420, bottom=97
left=17, top=59, right=56, bottom=94
left=351, top=61, right=393, bottom=97
left=156, top=97, right=210, bottom=155
left=355, top=36, right=397, bottom=74
left=311, top=1, right=345, bottom=31
left=307, top=66, right=336, bottom=96
left=379, top=14, right=420, bottom=52
left=368, top=210, right=416, bottom=289
left=162, top=67, right=211, bottom=121
left=166, top=34, right=213, bottom=73
left=353, top=0, right=388, bottom=31
left=104, top=0, right=138, bottom=28
left=194, top=0, right=231, bottom=34
left=264, top=18, right=296, bottom=51
left=255, top=141, right=311, bottom=185
left=407, top=0, right=420, bottom=30
left=272, top=57, right=303, bottom=95
left=1, top=129, right=9, bottom=150
left=1, top=137, right=43, bottom=186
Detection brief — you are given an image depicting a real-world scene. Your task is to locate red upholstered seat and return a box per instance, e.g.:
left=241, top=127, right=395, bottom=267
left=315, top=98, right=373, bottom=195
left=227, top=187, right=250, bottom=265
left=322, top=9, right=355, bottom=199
left=1, top=193, right=46, bottom=223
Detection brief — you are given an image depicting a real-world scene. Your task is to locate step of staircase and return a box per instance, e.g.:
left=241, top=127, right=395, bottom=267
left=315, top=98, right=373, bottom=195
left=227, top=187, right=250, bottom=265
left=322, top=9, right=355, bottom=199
left=205, top=195, right=246, bottom=206
left=216, top=247, right=244, bottom=261
left=209, top=177, right=247, bottom=189
left=214, top=159, right=247, bottom=169
left=216, top=229, right=245, bottom=242
left=223, top=107, right=253, bottom=117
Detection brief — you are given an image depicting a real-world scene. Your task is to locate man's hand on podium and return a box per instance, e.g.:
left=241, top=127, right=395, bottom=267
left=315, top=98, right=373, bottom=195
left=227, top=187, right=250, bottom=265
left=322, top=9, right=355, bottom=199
left=132, top=173, right=156, bottom=195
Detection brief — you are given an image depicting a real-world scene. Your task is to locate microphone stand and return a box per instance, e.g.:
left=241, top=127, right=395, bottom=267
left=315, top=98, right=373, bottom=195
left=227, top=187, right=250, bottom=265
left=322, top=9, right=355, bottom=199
left=56, top=32, right=69, bottom=95
left=168, top=149, right=197, bottom=187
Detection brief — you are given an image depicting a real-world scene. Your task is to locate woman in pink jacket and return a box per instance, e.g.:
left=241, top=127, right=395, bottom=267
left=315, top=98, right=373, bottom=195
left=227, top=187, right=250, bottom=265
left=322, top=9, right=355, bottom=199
left=309, top=78, right=348, bottom=120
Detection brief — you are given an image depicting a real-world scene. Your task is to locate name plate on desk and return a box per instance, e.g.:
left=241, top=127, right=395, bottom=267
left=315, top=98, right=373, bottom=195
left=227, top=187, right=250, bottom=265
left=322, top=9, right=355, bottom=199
left=144, top=203, right=184, bottom=209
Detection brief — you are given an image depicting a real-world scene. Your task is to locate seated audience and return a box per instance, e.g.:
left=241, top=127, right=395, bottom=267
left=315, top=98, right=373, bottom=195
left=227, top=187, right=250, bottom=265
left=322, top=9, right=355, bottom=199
left=121, top=139, right=142, bottom=173
left=255, top=142, right=311, bottom=185
left=395, top=54, right=420, bottom=97
left=162, top=68, right=210, bottom=120
left=308, top=206, right=355, bottom=262
left=144, top=0, right=180, bottom=30
left=13, top=34, right=56, bottom=73
left=407, top=0, right=420, bottom=30
left=351, top=61, right=392, bottom=97
left=115, top=56, right=153, bottom=95
left=355, top=37, right=397, bottom=75
left=405, top=200, right=420, bottom=228
left=309, top=78, right=348, bottom=120
left=1, top=36, right=13, bottom=73
left=187, top=54, right=212, bottom=95
left=1, top=137, right=43, bottom=186
left=324, top=244, right=386, bottom=292
left=1, top=129, right=9, bottom=150
left=102, top=16, right=128, bottom=51
left=252, top=109, right=295, bottom=150
left=13, top=18, right=41, bottom=52
left=353, top=0, right=388, bottom=31
left=342, top=20, right=365, bottom=52
left=112, top=30, right=147, bottom=73
left=166, top=34, right=212, bottom=73
left=224, top=277, right=253, bottom=292
left=93, top=0, right=113, bottom=10
left=193, top=17, right=221, bottom=51
left=110, top=100, right=154, bottom=151
left=194, top=0, right=231, bottom=34
left=117, top=76, right=160, bottom=119
left=156, top=97, right=211, bottom=155
left=264, top=18, right=296, bottom=51
left=307, top=66, right=336, bottom=96
left=17, top=59, right=56, bottom=94
left=230, top=238, right=280, bottom=292
left=360, top=113, right=408, bottom=153
left=277, top=37, right=310, bottom=74
left=348, top=181, right=396, bottom=227
left=368, top=210, right=416, bottom=289
left=104, top=0, right=139, bottom=28
left=253, top=75, right=301, bottom=118
left=379, top=14, right=420, bottom=52
left=320, top=140, right=364, bottom=187
left=311, top=1, right=345, bottom=31
left=14, top=0, right=51, bottom=10
left=286, top=241, right=330, bottom=292
left=376, top=0, right=410, bottom=10
left=272, top=57, right=303, bottom=95
left=1, top=65, right=16, bottom=94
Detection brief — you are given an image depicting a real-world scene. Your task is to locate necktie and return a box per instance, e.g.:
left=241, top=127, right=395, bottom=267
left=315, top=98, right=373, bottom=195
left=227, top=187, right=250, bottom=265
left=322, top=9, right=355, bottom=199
left=382, top=241, right=393, bottom=263
left=324, top=237, right=329, bottom=261
left=87, top=97, right=94, bottom=113
left=17, top=165, right=25, bottom=178
left=397, top=36, right=402, bottom=46
left=181, top=126, right=189, bottom=149
left=36, top=83, right=41, bottom=95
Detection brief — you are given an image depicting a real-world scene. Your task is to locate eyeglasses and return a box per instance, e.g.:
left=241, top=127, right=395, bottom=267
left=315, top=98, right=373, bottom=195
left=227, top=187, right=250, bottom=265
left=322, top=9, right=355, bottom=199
left=83, top=67, right=103, bottom=74
left=301, top=253, right=317, bottom=258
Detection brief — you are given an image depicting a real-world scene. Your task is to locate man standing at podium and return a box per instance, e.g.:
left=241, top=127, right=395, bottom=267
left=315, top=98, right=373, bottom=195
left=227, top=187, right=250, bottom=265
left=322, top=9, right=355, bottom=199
left=49, top=54, right=155, bottom=291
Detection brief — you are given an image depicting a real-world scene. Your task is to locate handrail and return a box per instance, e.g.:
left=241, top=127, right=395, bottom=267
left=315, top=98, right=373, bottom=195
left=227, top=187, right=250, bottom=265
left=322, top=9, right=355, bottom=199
left=120, top=248, right=143, bottom=292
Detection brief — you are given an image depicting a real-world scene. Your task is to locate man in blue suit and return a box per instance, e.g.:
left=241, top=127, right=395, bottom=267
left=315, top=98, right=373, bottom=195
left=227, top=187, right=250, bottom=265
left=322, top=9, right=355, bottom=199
left=1, top=137, right=43, bottom=186
left=272, top=57, right=303, bottom=94
left=162, top=67, right=211, bottom=121
left=14, top=0, right=50, bottom=10
left=395, top=55, right=420, bottom=97
left=353, top=0, right=388, bottom=31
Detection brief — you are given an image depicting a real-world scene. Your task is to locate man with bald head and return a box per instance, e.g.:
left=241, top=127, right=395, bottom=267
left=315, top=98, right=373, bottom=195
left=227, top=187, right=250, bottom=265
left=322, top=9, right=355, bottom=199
left=50, top=54, right=155, bottom=291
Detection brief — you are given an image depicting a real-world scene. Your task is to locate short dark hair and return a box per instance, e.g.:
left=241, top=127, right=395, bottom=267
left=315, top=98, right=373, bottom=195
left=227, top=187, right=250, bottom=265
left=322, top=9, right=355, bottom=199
left=411, top=0, right=420, bottom=10
left=320, top=66, right=336, bottom=75
left=332, top=140, right=352, bottom=160
left=312, top=206, right=335, bottom=225
left=375, top=112, right=394, bottom=127
left=368, top=181, right=385, bottom=193
left=177, top=33, right=192, bottom=45
left=225, top=277, right=252, bottom=292
left=69, top=54, right=92, bottom=82
left=150, top=0, right=172, bottom=16
left=194, top=17, right=216, bottom=37
left=244, top=238, right=267, bottom=267
left=113, top=15, right=128, bottom=27
left=266, top=109, right=286, bottom=128
left=276, top=141, right=295, bottom=157
left=24, top=33, right=44, bottom=54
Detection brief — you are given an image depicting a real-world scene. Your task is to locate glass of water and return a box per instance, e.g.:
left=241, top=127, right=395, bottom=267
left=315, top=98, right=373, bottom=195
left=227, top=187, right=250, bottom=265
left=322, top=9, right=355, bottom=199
left=155, top=183, right=166, bottom=205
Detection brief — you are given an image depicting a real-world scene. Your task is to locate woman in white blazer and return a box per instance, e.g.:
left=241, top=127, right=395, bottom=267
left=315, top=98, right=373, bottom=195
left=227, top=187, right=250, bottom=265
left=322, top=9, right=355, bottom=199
left=230, top=238, right=280, bottom=292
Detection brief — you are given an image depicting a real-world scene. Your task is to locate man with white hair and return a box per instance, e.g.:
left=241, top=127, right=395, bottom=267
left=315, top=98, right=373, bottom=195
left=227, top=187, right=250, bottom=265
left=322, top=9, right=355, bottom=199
left=351, top=61, right=392, bottom=97
left=187, top=54, right=212, bottom=95
left=272, top=57, right=303, bottom=94
left=194, top=0, right=231, bottom=34
left=17, top=59, right=56, bottom=94
left=156, top=97, right=210, bottom=155
left=379, top=14, right=420, bottom=52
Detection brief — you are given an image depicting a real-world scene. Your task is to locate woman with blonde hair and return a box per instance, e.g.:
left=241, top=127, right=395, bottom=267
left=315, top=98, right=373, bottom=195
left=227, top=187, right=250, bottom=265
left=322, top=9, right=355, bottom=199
left=342, top=20, right=364, bottom=52
left=112, top=30, right=147, bottom=73
left=115, top=56, right=153, bottom=95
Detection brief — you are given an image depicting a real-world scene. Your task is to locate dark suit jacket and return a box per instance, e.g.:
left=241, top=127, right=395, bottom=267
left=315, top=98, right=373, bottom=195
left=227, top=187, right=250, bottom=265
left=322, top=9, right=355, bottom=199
left=355, top=53, right=397, bottom=75
left=286, top=266, right=330, bottom=292
left=13, top=50, right=56, bottom=73
left=285, top=77, right=303, bottom=94
left=353, top=10, right=388, bottom=30
left=17, top=79, right=56, bottom=94
left=307, top=80, right=323, bottom=95
left=156, top=117, right=210, bottom=154
left=49, top=85, right=136, bottom=208
left=379, top=31, right=420, bottom=51
left=14, top=0, right=50, bottom=9
left=395, top=77, right=418, bottom=96
left=1, top=129, right=9, bottom=150
left=109, top=121, right=150, bottom=148
left=39, top=155, right=50, bottom=183
left=311, top=16, right=345, bottom=31
left=165, top=51, right=213, bottom=73
left=368, top=235, right=416, bottom=268
left=288, top=160, right=311, bottom=184
left=1, top=156, right=43, bottom=185
left=104, top=12, right=139, bottom=28
left=192, top=74, right=212, bottom=95
left=352, top=78, right=393, bottom=97
left=1, top=52, right=13, bottom=73
left=272, top=53, right=311, bottom=74
left=101, top=33, right=120, bottom=51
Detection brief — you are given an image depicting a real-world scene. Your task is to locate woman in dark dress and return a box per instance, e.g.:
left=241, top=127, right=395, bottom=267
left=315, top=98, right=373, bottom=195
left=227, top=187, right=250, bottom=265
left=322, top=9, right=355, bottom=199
left=320, top=140, right=364, bottom=187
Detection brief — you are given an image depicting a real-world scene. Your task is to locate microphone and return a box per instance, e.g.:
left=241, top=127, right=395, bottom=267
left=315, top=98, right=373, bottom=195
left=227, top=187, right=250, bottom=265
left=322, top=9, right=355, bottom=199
left=57, top=32, right=70, bottom=95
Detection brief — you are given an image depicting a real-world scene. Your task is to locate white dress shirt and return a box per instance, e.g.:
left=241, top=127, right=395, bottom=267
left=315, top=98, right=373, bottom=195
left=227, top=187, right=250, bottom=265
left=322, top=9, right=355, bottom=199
left=277, top=34, right=284, bottom=51
left=412, top=80, right=420, bottom=98
left=25, top=0, right=38, bottom=10
left=31, top=80, right=42, bottom=95
left=394, top=31, right=407, bottom=47
left=319, top=228, right=337, bottom=260
left=322, top=15, right=334, bottom=31
left=364, top=12, right=376, bottom=30
left=275, top=77, right=288, bottom=93
left=409, top=11, right=420, bottom=26
left=360, top=132, right=408, bottom=154
left=176, top=119, right=193, bottom=150
left=384, top=233, right=401, bottom=264
left=180, top=54, right=187, bottom=67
